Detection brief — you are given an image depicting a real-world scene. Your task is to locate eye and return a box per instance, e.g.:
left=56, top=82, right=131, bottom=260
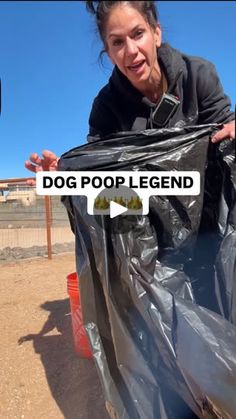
left=112, top=38, right=123, bottom=47
left=134, top=29, right=144, bottom=39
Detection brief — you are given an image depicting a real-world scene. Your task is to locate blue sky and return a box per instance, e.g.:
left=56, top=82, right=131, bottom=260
left=0, top=1, right=235, bottom=179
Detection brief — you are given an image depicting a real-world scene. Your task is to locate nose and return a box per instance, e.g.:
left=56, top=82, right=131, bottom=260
left=124, top=37, right=138, bottom=56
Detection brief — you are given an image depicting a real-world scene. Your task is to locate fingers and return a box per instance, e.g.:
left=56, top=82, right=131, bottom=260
left=212, top=126, right=230, bottom=143
left=26, top=178, right=36, bottom=187
left=25, top=153, right=42, bottom=172
left=24, top=160, right=42, bottom=173
left=211, top=120, right=235, bottom=143
left=41, top=150, right=59, bottom=171
left=42, top=150, right=58, bottom=160
left=29, top=152, right=42, bottom=165
left=25, top=150, right=59, bottom=173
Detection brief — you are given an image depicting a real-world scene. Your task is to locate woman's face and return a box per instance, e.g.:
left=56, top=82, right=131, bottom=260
left=105, top=4, right=161, bottom=91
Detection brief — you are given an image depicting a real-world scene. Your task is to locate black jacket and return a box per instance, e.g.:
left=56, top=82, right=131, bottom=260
left=88, top=43, right=234, bottom=140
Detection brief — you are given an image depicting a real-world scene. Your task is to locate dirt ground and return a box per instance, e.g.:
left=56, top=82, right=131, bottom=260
left=0, top=252, right=108, bottom=419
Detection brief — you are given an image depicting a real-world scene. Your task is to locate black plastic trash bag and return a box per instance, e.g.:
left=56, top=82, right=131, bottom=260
left=59, top=124, right=236, bottom=419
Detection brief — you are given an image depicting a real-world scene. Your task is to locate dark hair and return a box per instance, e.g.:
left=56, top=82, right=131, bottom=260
left=85, top=1, right=159, bottom=45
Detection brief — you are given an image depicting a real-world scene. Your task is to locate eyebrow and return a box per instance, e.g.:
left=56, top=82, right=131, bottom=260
left=108, top=25, right=142, bottom=39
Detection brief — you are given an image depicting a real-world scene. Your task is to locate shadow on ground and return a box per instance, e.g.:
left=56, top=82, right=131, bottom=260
left=18, top=298, right=108, bottom=419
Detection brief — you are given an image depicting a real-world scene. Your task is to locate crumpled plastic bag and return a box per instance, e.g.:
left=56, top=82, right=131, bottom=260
left=59, top=124, right=236, bottom=419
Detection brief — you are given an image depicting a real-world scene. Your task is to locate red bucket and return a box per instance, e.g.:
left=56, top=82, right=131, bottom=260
left=67, top=272, right=93, bottom=359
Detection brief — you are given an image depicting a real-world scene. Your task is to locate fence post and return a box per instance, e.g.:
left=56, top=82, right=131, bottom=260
left=45, top=195, right=52, bottom=259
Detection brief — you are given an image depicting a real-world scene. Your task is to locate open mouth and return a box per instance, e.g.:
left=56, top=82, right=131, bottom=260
left=127, top=60, right=145, bottom=72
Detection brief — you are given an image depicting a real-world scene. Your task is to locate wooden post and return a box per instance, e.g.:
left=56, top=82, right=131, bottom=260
left=45, top=195, right=52, bottom=259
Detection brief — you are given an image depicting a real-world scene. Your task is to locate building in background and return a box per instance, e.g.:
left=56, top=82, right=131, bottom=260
left=0, top=179, right=36, bottom=206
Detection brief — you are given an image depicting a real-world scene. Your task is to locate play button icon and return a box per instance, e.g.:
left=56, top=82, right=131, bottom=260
left=93, top=185, right=143, bottom=233
left=110, top=201, right=128, bottom=218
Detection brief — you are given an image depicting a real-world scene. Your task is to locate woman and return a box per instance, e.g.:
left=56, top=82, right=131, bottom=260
left=25, top=4, right=236, bottom=417
left=25, top=0, right=235, bottom=173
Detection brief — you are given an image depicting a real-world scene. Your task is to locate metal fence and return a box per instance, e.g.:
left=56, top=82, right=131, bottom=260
left=0, top=177, right=74, bottom=262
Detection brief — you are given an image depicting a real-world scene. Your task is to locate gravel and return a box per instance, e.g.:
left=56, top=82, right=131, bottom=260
left=0, top=242, right=75, bottom=263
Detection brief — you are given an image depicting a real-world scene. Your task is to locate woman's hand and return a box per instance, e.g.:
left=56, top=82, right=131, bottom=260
left=25, top=150, right=59, bottom=173
left=211, top=120, right=235, bottom=143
